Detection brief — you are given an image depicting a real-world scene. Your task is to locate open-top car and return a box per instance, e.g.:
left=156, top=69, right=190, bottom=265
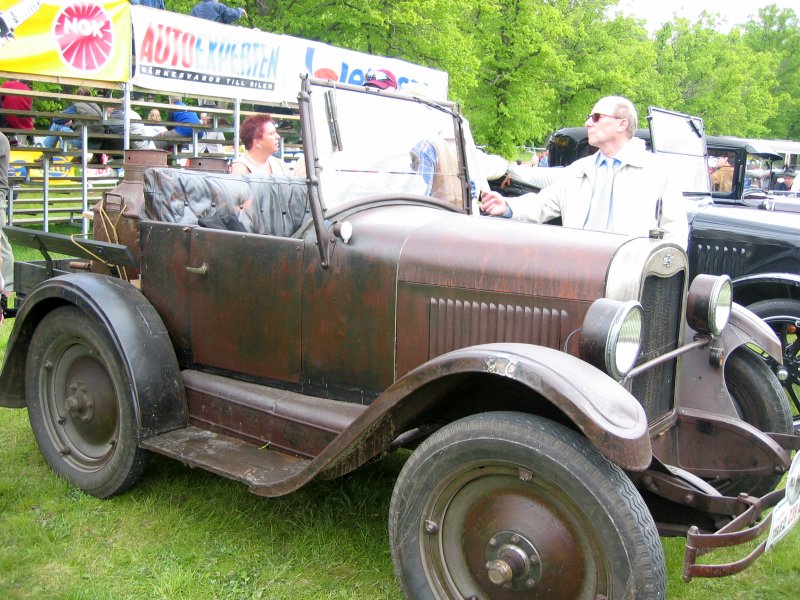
left=1, top=78, right=799, bottom=599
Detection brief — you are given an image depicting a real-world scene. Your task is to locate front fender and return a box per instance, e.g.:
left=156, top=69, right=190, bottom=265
left=317, top=343, right=651, bottom=477
left=0, top=273, right=187, bottom=437
left=721, top=302, right=782, bottom=362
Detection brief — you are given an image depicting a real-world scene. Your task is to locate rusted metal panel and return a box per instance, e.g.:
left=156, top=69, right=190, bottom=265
left=650, top=407, right=791, bottom=478
left=187, top=228, right=304, bottom=382
left=140, top=425, right=309, bottom=489
left=301, top=207, right=436, bottom=400
left=428, top=299, right=569, bottom=354
left=397, top=213, right=617, bottom=301
left=183, top=370, right=364, bottom=458
left=140, top=222, right=193, bottom=364
left=395, top=283, right=586, bottom=379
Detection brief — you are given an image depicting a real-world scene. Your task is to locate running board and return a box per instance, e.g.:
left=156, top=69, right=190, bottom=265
left=141, top=426, right=309, bottom=492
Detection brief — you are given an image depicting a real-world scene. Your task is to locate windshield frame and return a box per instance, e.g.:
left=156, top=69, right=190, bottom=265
left=300, top=77, right=469, bottom=220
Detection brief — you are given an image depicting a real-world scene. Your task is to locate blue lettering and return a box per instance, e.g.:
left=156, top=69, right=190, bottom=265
left=305, top=46, right=315, bottom=74
left=347, top=68, right=365, bottom=86
left=207, top=39, right=221, bottom=71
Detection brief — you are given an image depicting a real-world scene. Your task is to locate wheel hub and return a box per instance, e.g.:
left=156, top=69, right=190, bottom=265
left=64, top=382, right=94, bottom=423
left=484, top=530, right=541, bottom=591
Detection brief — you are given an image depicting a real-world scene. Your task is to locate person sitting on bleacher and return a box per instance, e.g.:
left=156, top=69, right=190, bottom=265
left=103, top=105, right=151, bottom=151
left=0, top=79, right=34, bottom=146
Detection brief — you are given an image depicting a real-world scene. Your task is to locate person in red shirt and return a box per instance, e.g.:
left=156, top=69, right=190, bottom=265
left=1, top=80, right=34, bottom=144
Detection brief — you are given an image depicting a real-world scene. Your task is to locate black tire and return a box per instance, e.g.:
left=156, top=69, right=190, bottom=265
left=388, top=411, right=666, bottom=600
left=25, top=306, right=148, bottom=498
left=718, top=347, right=793, bottom=496
left=748, top=298, right=800, bottom=418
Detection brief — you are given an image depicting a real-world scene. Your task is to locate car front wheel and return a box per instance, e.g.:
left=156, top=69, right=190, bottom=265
left=389, top=411, right=666, bottom=600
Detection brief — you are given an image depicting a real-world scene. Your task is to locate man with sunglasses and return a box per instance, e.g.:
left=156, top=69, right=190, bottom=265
left=479, top=96, right=688, bottom=249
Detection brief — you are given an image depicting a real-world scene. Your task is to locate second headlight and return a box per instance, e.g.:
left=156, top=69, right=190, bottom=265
left=687, top=274, right=732, bottom=336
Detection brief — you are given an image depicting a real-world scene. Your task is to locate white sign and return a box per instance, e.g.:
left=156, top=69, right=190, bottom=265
left=130, top=6, right=448, bottom=103
left=766, top=451, right=800, bottom=551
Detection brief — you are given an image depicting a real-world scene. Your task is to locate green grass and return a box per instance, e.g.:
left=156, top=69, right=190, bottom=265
left=0, top=236, right=798, bottom=598
left=1, top=400, right=798, bottom=600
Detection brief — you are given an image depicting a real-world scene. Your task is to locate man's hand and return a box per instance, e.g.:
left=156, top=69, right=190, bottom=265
left=479, top=190, right=510, bottom=216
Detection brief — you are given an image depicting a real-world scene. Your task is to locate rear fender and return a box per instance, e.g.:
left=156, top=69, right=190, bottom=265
left=318, top=343, right=652, bottom=476
left=0, top=273, right=187, bottom=438
left=732, top=273, right=800, bottom=306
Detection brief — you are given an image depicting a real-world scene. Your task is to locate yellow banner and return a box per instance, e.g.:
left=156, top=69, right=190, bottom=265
left=0, top=0, right=130, bottom=81
left=9, top=149, right=76, bottom=179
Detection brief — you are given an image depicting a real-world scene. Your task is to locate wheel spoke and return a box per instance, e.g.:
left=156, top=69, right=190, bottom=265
left=760, top=314, right=800, bottom=417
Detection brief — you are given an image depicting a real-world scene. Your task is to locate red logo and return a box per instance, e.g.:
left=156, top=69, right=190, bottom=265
left=53, top=3, right=114, bottom=72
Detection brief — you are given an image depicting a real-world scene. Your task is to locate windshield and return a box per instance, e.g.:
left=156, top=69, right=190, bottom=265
left=306, top=80, right=465, bottom=212
left=648, top=108, right=712, bottom=197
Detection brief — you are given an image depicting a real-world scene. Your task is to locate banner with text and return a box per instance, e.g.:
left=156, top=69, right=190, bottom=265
left=130, top=6, right=447, bottom=103
left=0, top=0, right=131, bottom=81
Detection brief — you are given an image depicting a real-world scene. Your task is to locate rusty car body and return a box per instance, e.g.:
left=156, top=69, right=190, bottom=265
left=1, top=78, right=799, bottom=599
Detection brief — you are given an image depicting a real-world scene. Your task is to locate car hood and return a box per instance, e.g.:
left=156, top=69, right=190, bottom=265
left=395, top=210, right=623, bottom=302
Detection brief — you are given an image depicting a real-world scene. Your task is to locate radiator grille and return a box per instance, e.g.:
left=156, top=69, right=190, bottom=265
left=631, top=271, right=684, bottom=421
left=429, top=299, right=568, bottom=357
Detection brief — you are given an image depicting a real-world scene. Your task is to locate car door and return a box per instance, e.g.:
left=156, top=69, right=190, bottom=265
left=187, top=227, right=304, bottom=383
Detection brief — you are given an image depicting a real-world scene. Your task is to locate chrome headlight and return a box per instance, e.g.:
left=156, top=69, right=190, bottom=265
left=580, top=299, right=643, bottom=381
left=687, top=274, right=732, bottom=336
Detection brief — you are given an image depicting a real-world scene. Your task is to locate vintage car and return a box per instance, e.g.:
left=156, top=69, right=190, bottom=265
left=1, top=79, right=799, bottom=599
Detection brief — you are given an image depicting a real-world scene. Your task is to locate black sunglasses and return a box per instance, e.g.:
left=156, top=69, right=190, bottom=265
left=586, top=113, right=624, bottom=123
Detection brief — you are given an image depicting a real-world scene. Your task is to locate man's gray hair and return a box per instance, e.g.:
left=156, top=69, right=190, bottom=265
left=607, top=96, right=638, bottom=137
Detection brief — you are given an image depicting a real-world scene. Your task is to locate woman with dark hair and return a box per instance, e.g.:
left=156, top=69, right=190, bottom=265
left=230, top=113, right=289, bottom=175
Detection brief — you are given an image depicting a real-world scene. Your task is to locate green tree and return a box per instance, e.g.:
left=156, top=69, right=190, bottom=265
left=742, top=5, right=800, bottom=139
left=164, top=0, right=798, bottom=150
left=651, top=14, right=780, bottom=137
left=461, top=0, right=636, bottom=157
left=547, top=13, right=663, bottom=137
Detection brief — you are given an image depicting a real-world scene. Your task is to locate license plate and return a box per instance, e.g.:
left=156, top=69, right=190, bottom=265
left=766, top=451, right=800, bottom=551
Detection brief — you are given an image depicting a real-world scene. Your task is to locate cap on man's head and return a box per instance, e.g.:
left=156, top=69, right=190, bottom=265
left=784, top=167, right=796, bottom=177
left=365, top=69, right=398, bottom=90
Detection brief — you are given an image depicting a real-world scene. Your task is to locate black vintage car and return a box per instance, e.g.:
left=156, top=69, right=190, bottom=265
left=534, top=122, right=800, bottom=423
left=1, top=80, right=798, bottom=599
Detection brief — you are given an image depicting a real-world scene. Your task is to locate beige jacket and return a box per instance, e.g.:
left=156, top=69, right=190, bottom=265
left=506, top=138, right=689, bottom=249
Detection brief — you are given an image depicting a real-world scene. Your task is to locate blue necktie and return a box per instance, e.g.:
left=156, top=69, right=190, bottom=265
left=584, top=157, right=620, bottom=231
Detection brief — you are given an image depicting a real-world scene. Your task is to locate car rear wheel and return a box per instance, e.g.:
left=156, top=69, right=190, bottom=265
left=719, top=346, right=793, bottom=496
left=25, top=306, right=148, bottom=498
left=389, top=411, right=666, bottom=600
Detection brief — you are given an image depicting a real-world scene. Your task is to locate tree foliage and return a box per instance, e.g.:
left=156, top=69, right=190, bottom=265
left=166, top=0, right=799, bottom=155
